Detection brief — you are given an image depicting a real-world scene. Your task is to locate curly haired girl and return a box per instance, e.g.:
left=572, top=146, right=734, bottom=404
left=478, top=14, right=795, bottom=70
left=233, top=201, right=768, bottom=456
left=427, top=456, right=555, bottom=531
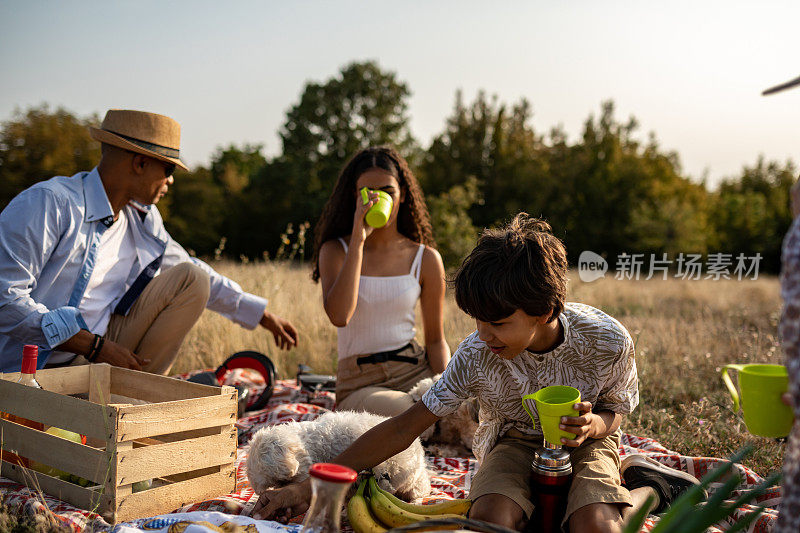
left=312, top=146, right=450, bottom=416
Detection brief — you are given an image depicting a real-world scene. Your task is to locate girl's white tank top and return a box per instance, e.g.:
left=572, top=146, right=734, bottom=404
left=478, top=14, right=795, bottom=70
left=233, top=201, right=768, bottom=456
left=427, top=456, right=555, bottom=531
left=336, top=238, right=424, bottom=360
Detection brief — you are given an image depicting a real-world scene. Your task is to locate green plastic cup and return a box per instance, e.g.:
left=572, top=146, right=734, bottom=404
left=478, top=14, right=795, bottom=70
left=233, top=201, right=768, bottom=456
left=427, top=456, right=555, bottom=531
left=360, top=187, right=393, bottom=228
left=522, top=385, right=581, bottom=446
left=721, top=363, right=792, bottom=438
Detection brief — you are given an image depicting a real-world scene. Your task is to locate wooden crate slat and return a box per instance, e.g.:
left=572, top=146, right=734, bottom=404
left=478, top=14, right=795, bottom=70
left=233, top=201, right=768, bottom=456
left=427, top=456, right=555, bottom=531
left=146, top=426, right=223, bottom=443
left=0, top=461, right=110, bottom=513
left=88, top=364, right=112, bottom=404
left=115, top=430, right=236, bottom=485
left=1, top=366, right=238, bottom=523
left=1, top=365, right=90, bottom=396
left=0, top=418, right=109, bottom=484
left=116, top=395, right=236, bottom=441
left=0, top=380, right=116, bottom=440
left=109, top=366, right=224, bottom=403
left=113, top=465, right=236, bottom=523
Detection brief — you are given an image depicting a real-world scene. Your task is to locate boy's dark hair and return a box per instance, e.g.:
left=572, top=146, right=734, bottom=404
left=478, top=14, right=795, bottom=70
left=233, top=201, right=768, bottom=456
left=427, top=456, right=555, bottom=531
left=453, top=213, right=567, bottom=323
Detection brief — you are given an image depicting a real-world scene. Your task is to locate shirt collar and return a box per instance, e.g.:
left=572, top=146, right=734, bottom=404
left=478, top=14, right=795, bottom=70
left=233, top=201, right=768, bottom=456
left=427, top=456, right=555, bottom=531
left=128, top=199, right=152, bottom=214
left=83, top=167, right=115, bottom=226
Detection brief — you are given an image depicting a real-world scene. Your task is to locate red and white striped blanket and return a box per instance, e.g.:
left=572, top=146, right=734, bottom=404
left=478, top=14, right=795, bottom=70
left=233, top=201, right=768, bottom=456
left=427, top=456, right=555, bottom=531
left=0, top=372, right=782, bottom=532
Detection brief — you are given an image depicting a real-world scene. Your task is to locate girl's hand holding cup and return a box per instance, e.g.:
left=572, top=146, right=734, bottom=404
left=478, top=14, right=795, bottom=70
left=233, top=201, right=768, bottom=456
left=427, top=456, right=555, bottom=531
left=352, top=188, right=379, bottom=243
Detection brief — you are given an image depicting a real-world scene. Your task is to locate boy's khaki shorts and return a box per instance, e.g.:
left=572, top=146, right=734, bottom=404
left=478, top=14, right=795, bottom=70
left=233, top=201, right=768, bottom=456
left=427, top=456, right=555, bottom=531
left=469, top=429, right=632, bottom=529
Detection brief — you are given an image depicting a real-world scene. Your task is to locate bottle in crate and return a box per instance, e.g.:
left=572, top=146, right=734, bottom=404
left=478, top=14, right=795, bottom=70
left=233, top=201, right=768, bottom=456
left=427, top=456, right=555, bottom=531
left=0, top=345, right=45, bottom=467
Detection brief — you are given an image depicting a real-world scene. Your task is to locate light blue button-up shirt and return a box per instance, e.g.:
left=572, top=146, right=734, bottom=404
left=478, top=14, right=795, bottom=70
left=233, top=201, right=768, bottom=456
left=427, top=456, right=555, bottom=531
left=0, top=168, right=268, bottom=372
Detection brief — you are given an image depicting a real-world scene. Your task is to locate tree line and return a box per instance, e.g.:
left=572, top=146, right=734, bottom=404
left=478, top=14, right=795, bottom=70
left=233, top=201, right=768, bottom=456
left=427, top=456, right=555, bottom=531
left=0, top=61, right=795, bottom=273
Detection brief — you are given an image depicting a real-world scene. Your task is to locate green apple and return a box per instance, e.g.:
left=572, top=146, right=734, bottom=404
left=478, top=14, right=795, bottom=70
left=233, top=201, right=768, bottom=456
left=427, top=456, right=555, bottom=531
left=132, top=479, right=153, bottom=493
left=29, top=427, right=89, bottom=484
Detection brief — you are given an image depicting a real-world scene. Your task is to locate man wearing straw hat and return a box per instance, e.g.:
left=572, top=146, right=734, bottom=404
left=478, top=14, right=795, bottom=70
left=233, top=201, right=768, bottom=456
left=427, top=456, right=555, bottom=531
left=0, top=109, right=298, bottom=375
left=764, top=74, right=800, bottom=533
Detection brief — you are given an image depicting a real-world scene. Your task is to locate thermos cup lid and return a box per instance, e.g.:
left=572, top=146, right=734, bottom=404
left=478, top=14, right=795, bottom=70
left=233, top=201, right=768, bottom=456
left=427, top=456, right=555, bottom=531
left=532, top=446, right=572, bottom=476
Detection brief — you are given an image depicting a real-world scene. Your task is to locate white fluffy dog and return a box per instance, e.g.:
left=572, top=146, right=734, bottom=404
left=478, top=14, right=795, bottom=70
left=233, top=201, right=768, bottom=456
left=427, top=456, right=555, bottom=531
left=246, top=410, right=431, bottom=500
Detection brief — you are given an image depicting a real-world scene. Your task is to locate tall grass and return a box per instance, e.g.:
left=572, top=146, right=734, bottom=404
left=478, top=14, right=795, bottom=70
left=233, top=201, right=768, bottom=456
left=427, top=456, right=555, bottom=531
left=175, top=262, right=786, bottom=476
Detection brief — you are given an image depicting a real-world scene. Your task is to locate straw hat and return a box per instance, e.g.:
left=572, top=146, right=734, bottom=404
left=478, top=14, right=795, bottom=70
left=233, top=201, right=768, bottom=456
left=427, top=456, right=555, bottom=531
left=762, top=75, right=800, bottom=96
left=89, top=109, right=188, bottom=170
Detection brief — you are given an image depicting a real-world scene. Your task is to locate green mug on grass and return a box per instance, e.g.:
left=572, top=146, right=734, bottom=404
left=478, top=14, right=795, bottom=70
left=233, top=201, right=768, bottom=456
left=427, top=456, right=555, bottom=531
left=522, top=385, right=581, bottom=446
left=721, top=363, right=792, bottom=438
left=360, top=187, right=393, bottom=228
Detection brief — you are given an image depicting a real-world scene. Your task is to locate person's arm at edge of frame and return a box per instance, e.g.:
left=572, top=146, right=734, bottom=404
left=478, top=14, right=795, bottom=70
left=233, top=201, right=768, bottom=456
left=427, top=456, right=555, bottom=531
left=251, top=401, right=440, bottom=521
left=419, top=246, right=450, bottom=374
left=779, top=188, right=800, bottom=411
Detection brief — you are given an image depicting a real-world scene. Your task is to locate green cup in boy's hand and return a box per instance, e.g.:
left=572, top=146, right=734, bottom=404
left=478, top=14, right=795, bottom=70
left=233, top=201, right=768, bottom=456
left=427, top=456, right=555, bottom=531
left=522, top=385, right=581, bottom=446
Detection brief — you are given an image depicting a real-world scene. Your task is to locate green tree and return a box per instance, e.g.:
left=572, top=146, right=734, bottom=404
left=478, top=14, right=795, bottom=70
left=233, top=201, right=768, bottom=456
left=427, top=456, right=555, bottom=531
left=211, top=143, right=266, bottom=195
left=421, top=91, right=550, bottom=230
left=0, top=105, right=100, bottom=210
left=426, top=176, right=483, bottom=268
left=711, top=157, right=795, bottom=273
left=163, top=166, right=226, bottom=257
left=242, top=60, right=417, bottom=258
left=545, top=101, right=711, bottom=262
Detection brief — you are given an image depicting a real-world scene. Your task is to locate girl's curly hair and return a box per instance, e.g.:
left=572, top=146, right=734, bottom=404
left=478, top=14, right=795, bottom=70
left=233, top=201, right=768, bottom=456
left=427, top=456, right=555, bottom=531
left=311, top=146, right=435, bottom=282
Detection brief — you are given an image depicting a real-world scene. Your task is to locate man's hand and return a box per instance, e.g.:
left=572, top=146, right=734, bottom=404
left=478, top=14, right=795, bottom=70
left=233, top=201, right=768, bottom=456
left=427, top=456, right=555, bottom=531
left=58, top=330, right=149, bottom=370
left=559, top=401, right=597, bottom=447
left=260, top=311, right=298, bottom=350
left=96, top=339, right=150, bottom=370
left=252, top=480, right=312, bottom=521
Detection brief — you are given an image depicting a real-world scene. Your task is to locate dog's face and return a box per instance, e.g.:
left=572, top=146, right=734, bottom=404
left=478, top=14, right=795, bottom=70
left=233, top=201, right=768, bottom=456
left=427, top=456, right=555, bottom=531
left=246, top=423, right=312, bottom=493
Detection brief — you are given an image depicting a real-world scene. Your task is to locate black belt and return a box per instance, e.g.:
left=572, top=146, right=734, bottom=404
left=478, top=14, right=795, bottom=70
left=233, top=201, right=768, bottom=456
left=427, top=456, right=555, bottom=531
left=356, top=343, right=418, bottom=366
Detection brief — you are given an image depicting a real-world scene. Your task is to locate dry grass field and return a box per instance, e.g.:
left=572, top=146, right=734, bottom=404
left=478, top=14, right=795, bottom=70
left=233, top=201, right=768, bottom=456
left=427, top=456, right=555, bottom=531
left=175, top=261, right=787, bottom=478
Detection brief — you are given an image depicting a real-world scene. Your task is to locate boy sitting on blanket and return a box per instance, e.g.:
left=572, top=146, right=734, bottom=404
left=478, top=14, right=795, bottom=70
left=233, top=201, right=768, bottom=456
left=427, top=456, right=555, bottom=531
left=254, top=213, right=702, bottom=532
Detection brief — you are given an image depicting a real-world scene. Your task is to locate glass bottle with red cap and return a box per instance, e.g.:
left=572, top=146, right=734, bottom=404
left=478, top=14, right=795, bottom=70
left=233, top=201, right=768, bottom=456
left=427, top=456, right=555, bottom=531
left=300, top=463, right=358, bottom=533
left=0, top=345, right=45, bottom=468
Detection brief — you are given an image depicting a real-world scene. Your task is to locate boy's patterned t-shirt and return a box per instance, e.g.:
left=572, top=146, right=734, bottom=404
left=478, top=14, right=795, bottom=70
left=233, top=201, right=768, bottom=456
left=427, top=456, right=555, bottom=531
left=422, top=302, right=639, bottom=463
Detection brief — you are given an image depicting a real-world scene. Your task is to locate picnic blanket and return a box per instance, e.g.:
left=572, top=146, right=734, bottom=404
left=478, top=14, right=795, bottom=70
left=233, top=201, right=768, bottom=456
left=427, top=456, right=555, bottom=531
left=0, top=370, right=784, bottom=532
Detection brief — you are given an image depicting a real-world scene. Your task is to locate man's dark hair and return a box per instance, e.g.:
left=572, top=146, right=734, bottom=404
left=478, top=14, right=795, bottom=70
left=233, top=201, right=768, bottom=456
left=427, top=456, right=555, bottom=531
left=453, top=213, right=568, bottom=323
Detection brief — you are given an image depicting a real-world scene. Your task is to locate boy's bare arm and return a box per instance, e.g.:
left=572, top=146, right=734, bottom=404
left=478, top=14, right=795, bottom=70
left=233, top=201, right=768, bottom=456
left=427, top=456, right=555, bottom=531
left=333, top=401, right=439, bottom=469
left=253, top=401, right=440, bottom=521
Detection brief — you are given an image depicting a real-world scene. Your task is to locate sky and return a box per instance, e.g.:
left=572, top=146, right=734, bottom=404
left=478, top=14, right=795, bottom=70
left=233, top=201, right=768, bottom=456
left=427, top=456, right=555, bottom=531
left=0, top=0, right=798, bottom=186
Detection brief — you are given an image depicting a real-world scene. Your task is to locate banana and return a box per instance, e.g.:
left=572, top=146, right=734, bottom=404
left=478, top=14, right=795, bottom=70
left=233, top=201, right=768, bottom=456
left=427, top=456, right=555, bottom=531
left=367, top=477, right=464, bottom=527
left=348, top=478, right=388, bottom=533
left=371, top=479, right=472, bottom=516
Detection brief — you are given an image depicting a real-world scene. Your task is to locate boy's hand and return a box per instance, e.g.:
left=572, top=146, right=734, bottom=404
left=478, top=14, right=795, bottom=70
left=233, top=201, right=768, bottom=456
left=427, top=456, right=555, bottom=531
left=559, top=401, right=597, bottom=447
left=252, top=479, right=312, bottom=521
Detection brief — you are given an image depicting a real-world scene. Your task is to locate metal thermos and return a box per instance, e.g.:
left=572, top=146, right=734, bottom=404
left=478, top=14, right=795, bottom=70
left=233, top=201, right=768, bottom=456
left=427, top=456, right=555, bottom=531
left=528, top=441, right=572, bottom=533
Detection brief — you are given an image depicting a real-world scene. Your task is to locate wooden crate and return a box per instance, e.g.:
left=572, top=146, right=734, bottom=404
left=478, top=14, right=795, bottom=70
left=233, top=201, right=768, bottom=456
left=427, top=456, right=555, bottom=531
left=0, top=363, right=238, bottom=523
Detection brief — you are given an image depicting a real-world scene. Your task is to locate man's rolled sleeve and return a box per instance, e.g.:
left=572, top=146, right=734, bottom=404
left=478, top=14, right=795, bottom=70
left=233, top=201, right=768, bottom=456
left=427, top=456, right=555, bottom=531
left=230, top=292, right=269, bottom=330
left=0, top=187, right=65, bottom=351
left=41, top=307, right=86, bottom=348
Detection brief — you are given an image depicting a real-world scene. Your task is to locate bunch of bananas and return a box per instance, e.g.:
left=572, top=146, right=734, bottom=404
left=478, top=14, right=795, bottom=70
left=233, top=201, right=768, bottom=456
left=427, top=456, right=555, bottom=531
left=347, top=475, right=472, bottom=533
